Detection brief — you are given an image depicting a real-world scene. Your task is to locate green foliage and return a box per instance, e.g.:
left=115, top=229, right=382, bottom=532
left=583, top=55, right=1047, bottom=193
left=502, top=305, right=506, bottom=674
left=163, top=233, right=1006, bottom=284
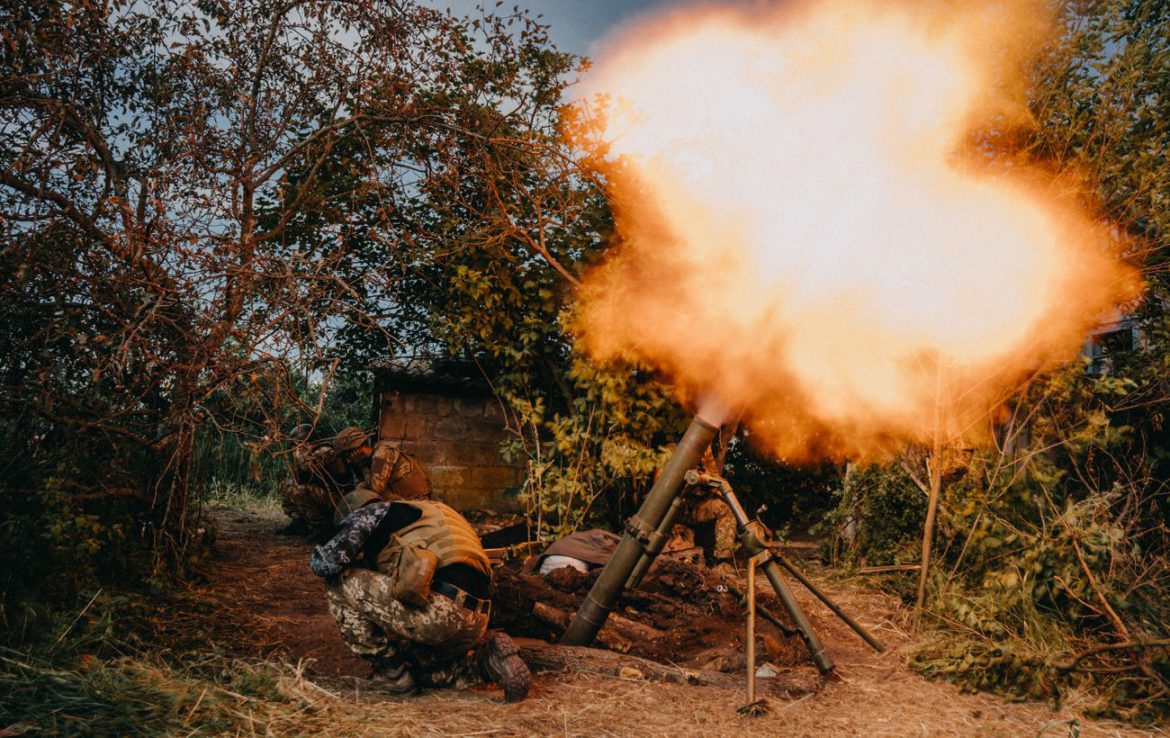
left=432, top=238, right=686, bottom=535
left=0, top=477, right=155, bottom=623
left=205, top=479, right=280, bottom=511
left=2, top=573, right=314, bottom=732
left=906, top=356, right=1170, bottom=720
left=1, top=0, right=583, bottom=604
left=0, top=590, right=401, bottom=736
left=827, top=360, right=1169, bottom=720
left=912, top=640, right=1059, bottom=704
left=320, top=371, right=378, bottom=433
left=724, top=439, right=841, bottom=534
left=496, top=352, right=684, bottom=536
left=808, top=1, right=1170, bottom=721
left=196, top=369, right=376, bottom=506
left=1, top=0, right=1165, bottom=723
left=820, top=464, right=926, bottom=570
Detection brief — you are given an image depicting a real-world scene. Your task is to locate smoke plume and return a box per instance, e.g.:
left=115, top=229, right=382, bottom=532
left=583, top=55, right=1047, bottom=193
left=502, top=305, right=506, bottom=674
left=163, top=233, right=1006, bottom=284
left=571, top=0, right=1136, bottom=460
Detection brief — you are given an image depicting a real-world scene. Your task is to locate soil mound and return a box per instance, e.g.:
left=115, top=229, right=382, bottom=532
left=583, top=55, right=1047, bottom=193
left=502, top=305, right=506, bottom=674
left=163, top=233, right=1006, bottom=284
left=491, top=556, right=810, bottom=676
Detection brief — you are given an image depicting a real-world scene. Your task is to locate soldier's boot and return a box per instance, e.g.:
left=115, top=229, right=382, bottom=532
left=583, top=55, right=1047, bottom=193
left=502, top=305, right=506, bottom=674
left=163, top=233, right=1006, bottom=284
left=477, top=631, right=531, bottom=702
left=370, top=657, right=417, bottom=695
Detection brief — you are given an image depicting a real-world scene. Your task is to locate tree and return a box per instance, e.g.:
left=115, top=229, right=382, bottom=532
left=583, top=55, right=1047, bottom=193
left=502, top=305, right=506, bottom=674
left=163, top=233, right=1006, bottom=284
left=0, top=0, right=591, bottom=597
left=837, top=0, right=1170, bottom=719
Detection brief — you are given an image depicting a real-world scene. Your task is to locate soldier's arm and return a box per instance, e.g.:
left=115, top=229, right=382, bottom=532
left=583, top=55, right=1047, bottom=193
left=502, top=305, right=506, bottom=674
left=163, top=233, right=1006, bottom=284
left=310, top=503, right=390, bottom=578
left=304, top=444, right=339, bottom=467
left=367, top=441, right=403, bottom=497
left=310, top=501, right=420, bottom=579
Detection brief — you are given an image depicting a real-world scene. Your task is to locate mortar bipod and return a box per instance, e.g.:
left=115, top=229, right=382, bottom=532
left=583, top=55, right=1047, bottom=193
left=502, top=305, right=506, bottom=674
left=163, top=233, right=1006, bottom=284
left=683, top=472, right=884, bottom=664
left=684, top=469, right=834, bottom=673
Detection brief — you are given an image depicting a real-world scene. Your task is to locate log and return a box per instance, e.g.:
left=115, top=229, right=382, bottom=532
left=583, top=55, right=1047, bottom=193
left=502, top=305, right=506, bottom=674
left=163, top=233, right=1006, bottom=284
left=607, top=611, right=665, bottom=642
left=532, top=602, right=632, bottom=653
left=514, top=638, right=822, bottom=697
left=531, top=602, right=665, bottom=653
left=515, top=637, right=736, bottom=688
left=532, top=601, right=571, bottom=629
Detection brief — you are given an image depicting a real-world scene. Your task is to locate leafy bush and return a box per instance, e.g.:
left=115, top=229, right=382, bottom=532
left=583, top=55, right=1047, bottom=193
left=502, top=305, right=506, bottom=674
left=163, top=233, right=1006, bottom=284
left=496, top=353, right=684, bottom=537
left=906, top=360, right=1170, bottom=721
left=819, top=464, right=925, bottom=570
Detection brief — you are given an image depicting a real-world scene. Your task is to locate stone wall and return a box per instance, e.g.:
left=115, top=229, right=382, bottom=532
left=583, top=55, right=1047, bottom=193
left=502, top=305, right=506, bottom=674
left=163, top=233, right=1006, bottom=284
left=377, top=390, right=524, bottom=512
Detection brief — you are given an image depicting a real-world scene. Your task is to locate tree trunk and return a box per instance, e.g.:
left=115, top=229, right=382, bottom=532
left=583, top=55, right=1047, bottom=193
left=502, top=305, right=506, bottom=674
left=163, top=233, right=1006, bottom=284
left=915, top=440, right=943, bottom=625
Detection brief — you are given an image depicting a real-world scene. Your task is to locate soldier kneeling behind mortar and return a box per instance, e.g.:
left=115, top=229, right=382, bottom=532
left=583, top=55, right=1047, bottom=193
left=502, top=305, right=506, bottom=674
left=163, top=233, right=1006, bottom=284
left=311, top=488, right=531, bottom=701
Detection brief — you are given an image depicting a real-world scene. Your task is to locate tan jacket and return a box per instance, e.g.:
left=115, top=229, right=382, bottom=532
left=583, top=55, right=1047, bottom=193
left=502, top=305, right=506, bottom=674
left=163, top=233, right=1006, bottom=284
left=368, top=440, right=434, bottom=501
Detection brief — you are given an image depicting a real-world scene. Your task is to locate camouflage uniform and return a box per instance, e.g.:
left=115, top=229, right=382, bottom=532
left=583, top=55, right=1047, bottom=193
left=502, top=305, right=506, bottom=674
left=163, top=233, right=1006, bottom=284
left=281, top=427, right=376, bottom=531
left=325, top=569, right=488, bottom=689
left=313, top=500, right=511, bottom=694
left=653, top=446, right=739, bottom=562
left=679, top=496, right=737, bottom=562
left=365, top=439, right=434, bottom=501
left=280, top=442, right=357, bottom=530
left=279, top=478, right=332, bottom=530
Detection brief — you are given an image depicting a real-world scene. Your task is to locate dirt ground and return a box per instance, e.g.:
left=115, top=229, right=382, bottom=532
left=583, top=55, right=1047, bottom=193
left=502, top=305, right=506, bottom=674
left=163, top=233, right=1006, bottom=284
left=192, top=504, right=1164, bottom=737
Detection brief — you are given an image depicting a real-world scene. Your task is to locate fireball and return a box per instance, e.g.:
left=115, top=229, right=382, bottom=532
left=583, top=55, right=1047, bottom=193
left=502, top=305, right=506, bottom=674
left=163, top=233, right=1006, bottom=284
left=572, top=0, right=1134, bottom=459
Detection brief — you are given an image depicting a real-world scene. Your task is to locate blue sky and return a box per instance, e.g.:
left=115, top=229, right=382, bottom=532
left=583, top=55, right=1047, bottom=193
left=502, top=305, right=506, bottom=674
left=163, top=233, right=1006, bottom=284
left=430, top=0, right=686, bottom=57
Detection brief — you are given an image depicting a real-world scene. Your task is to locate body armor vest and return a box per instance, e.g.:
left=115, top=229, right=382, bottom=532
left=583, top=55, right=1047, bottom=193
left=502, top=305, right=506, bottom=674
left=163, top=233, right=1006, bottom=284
left=386, top=501, right=490, bottom=579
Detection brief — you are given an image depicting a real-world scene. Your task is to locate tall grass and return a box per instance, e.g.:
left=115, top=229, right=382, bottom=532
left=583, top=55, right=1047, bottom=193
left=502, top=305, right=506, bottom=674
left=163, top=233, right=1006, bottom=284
left=205, top=478, right=281, bottom=511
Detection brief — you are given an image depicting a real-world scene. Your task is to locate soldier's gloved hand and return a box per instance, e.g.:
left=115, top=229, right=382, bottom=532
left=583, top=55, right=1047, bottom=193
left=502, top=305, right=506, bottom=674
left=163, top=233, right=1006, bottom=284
left=310, top=544, right=345, bottom=579
left=309, top=502, right=391, bottom=579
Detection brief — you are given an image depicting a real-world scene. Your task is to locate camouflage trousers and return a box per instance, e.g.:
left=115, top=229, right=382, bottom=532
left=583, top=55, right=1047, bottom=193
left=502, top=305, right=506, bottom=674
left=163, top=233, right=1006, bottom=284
left=680, top=498, right=738, bottom=561
left=326, top=568, right=489, bottom=689
left=279, top=479, right=334, bottom=530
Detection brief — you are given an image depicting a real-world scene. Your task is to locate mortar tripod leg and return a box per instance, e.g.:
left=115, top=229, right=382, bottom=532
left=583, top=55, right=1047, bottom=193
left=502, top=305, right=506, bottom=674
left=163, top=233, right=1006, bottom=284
left=717, top=483, right=836, bottom=673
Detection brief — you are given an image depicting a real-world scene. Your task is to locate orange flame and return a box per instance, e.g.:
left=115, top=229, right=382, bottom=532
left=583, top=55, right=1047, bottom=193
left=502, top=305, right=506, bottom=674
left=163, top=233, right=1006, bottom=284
left=571, top=0, right=1136, bottom=460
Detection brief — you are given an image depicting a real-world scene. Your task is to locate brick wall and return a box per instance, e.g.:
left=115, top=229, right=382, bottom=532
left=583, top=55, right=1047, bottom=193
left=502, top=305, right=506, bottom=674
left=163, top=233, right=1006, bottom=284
left=377, top=390, right=524, bottom=511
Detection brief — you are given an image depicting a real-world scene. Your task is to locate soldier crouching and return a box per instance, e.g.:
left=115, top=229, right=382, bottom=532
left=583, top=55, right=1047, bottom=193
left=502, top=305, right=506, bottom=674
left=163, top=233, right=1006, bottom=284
left=311, top=489, right=531, bottom=701
left=280, top=425, right=370, bottom=535
left=279, top=476, right=334, bottom=532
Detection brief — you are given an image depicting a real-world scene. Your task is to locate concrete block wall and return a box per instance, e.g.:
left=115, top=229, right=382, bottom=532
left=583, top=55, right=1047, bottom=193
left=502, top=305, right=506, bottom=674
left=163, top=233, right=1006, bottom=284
left=377, top=390, right=524, bottom=512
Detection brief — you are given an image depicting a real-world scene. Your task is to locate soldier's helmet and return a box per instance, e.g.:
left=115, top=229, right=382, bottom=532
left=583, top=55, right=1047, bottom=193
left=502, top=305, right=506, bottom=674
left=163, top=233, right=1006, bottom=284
left=289, top=423, right=315, bottom=443
left=333, top=426, right=371, bottom=453
left=334, top=486, right=383, bottom=526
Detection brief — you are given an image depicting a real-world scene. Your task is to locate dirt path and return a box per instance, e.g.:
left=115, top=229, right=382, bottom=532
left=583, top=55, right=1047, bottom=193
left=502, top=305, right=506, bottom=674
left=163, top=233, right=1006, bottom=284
left=196, top=504, right=1161, bottom=737
left=197, top=505, right=370, bottom=678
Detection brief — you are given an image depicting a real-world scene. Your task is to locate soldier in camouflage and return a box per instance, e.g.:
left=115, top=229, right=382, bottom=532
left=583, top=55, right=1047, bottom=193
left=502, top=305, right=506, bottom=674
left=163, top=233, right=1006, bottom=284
left=343, top=435, right=435, bottom=502
left=278, top=425, right=336, bottom=533
left=279, top=425, right=369, bottom=534
left=311, top=490, right=530, bottom=700
left=656, top=444, right=738, bottom=563
left=678, top=496, right=738, bottom=562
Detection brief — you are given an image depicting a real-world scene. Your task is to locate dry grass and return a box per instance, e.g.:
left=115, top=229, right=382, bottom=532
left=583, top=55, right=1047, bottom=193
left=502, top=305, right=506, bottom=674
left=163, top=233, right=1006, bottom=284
left=265, top=656, right=1160, bottom=738
left=206, top=506, right=1162, bottom=737
left=7, top=504, right=1162, bottom=737
left=6, top=645, right=1158, bottom=738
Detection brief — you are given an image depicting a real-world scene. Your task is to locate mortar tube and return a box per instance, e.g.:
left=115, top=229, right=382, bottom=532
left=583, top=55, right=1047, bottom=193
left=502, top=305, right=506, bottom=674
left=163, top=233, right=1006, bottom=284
left=561, top=414, right=720, bottom=646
